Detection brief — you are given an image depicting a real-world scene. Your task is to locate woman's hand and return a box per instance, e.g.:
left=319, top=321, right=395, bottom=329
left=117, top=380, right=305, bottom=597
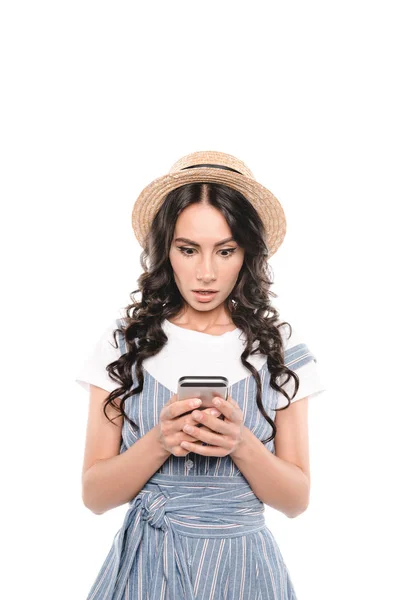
left=157, top=394, right=222, bottom=457
left=179, top=395, right=244, bottom=457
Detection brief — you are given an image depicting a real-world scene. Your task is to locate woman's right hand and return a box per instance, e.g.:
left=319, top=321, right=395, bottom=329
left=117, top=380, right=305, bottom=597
left=157, top=393, right=221, bottom=457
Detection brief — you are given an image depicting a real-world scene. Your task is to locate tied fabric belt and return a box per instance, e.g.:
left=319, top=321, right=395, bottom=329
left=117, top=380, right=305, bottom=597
left=88, top=473, right=267, bottom=600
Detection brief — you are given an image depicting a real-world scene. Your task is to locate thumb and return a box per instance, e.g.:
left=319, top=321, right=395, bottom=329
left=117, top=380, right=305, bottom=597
left=226, top=394, right=239, bottom=408
left=167, top=393, right=179, bottom=404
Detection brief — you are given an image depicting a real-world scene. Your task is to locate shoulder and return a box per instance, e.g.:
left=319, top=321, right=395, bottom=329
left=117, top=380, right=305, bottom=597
left=277, top=320, right=301, bottom=350
left=97, top=318, right=126, bottom=351
left=274, top=317, right=326, bottom=406
left=75, top=317, right=127, bottom=394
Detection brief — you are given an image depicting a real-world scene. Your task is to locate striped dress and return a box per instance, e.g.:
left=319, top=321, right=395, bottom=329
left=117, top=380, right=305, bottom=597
left=85, top=319, right=319, bottom=600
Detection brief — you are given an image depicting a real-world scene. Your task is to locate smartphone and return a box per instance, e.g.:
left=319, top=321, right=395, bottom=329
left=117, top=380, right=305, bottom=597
left=177, top=375, right=228, bottom=422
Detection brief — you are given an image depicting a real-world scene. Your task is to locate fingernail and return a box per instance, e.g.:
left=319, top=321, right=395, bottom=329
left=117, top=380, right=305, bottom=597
left=210, top=409, right=219, bottom=416
left=191, top=399, right=202, bottom=407
left=213, top=398, right=221, bottom=406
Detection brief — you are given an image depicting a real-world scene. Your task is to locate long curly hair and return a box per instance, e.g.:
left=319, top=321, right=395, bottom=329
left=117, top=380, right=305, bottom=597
left=103, top=182, right=299, bottom=445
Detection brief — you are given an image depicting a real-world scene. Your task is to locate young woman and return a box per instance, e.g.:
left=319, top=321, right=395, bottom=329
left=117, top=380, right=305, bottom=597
left=76, top=150, right=326, bottom=600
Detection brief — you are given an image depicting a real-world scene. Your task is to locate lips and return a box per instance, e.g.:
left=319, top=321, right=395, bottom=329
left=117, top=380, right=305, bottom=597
left=192, top=290, right=218, bottom=300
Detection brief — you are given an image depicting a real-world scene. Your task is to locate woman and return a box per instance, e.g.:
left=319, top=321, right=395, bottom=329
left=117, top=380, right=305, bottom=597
left=76, top=150, right=326, bottom=599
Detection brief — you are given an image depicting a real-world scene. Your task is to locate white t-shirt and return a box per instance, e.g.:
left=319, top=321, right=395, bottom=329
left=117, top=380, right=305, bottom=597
left=75, top=317, right=326, bottom=408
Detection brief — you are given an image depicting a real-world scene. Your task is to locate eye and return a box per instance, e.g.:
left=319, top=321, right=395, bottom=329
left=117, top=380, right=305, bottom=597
left=177, top=247, right=237, bottom=260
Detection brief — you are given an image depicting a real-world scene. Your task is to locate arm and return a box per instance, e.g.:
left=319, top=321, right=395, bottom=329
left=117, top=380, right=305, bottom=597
left=83, top=425, right=171, bottom=515
left=82, top=385, right=216, bottom=515
left=231, top=397, right=310, bottom=518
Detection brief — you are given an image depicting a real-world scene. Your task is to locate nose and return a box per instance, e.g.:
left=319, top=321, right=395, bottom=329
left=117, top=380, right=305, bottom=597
left=196, top=257, right=216, bottom=281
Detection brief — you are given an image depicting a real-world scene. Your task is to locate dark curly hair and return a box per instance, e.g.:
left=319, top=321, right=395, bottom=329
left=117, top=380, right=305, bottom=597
left=102, top=181, right=299, bottom=445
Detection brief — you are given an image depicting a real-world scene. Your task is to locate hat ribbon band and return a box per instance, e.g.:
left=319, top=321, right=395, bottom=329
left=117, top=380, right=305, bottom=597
left=180, top=163, right=243, bottom=175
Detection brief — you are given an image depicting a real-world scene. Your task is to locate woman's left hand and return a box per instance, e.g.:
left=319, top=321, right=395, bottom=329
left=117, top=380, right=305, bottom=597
left=180, top=395, right=244, bottom=456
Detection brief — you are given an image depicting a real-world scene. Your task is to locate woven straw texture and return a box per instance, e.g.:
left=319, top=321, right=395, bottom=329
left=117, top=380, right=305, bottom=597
left=131, top=150, right=287, bottom=257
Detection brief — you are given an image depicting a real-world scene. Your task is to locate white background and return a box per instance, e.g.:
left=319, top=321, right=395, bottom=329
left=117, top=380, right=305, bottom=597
left=1, top=1, right=399, bottom=598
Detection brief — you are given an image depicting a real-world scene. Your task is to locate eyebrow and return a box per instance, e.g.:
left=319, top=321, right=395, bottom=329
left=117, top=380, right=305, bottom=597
left=174, top=236, right=236, bottom=247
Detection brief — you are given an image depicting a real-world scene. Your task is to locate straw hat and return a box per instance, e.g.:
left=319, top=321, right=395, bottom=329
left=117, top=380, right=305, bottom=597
left=131, top=150, right=287, bottom=257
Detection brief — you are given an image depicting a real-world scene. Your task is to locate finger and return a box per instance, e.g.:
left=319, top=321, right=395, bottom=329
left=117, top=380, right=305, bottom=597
left=226, top=394, right=239, bottom=407
left=182, top=421, right=231, bottom=449
left=181, top=422, right=214, bottom=443
left=211, top=396, right=238, bottom=422
left=182, top=432, right=205, bottom=444
left=191, top=409, right=229, bottom=434
left=182, top=409, right=221, bottom=434
left=167, top=393, right=202, bottom=407
left=180, top=438, right=229, bottom=456
left=163, top=397, right=202, bottom=420
left=183, top=424, right=215, bottom=445
left=166, top=393, right=180, bottom=405
left=168, top=395, right=221, bottom=415
left=179, top=405, right=220, bottom=421
left=181, top=420, right=224, bottom=446
left=203, top=407, right=221, bottom=417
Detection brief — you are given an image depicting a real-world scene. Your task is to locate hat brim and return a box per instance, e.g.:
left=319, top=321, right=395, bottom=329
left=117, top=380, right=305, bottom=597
left=131, top=167, right=286, bottom=257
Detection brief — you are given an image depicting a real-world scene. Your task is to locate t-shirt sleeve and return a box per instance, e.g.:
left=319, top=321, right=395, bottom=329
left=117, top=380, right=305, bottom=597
left=75, top=319, right=125, bottom=393
left=275, top=322, right=326, bottom=408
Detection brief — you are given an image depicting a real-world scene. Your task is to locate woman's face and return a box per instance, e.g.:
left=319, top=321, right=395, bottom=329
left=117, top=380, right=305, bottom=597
left=168, top=203, right=245, bottom=314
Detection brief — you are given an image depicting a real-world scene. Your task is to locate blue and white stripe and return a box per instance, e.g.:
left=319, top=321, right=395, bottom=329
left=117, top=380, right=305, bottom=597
left=86, top=474, right=297, bottom=600
left=84, top=319, right=317, bottom=598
